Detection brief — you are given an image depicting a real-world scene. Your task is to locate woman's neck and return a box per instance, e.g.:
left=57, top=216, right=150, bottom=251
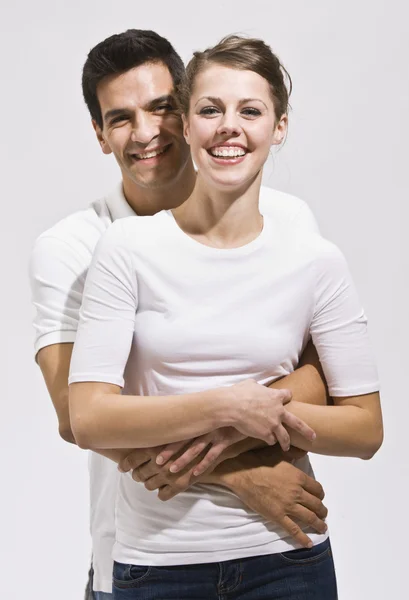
left=172, top=171, right=264, bottom=249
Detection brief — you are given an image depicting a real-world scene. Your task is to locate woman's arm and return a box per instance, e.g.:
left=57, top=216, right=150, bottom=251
left=284, top=241, right=383, bottom=459
left=69, top=381, right=229, bottom=449
left=286, top=392, right=383, bottom=459
left=69, top=379, right=313, bottom=450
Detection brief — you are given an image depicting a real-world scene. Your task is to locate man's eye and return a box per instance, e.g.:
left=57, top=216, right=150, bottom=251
left=155, top=104, right=174, bottom=113
left=241, top=108, right=261, bottom=117
left=199, top=107, right=220, bottom=116
left=111, top=115, right=128, bottom=125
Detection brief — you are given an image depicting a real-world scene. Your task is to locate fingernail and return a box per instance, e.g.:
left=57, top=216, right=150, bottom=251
left=156, top=456, right=164, bottom=465
left=193, top=470, right=199, bottom=477
left=117, top=465, right=125, bottom=473
left=169, top=465, right=178, bottom=473
left=307, top=542, right=313, bottom=548
left=311, top=433, right=317, bottom=441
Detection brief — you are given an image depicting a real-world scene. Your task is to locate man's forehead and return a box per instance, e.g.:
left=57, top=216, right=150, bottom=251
left=97, top=62, right=174, bottom=111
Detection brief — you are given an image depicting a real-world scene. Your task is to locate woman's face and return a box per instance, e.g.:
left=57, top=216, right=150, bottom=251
left=184, top=64, right=287, bottom=191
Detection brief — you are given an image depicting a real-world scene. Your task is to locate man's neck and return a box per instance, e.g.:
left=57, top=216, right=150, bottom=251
left=122, top=160, right=196, bottom=216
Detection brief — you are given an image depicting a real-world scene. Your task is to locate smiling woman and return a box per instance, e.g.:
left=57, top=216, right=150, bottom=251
left=69, top=34, right=381, bottom=600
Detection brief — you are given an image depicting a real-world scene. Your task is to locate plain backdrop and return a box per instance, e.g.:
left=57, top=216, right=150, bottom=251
left=1, top=1, right=408, bottom=598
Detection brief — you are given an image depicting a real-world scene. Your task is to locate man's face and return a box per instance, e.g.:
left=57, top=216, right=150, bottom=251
left=94, top=62, right=191, bottom=190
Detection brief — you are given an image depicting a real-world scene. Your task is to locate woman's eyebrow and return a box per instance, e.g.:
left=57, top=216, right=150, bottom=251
left=194, top=96, right=267, bottom=109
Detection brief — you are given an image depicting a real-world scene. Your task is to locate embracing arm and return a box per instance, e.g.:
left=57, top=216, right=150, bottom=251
left=37, top=343, right=76, bottom=444
left=284, top=241, right=384, bottom=460
left=286, top=392, right=383, bottom=459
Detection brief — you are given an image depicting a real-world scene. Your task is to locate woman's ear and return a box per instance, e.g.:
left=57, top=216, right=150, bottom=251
left=272, top=113, right=288, bottom=146
left=182, top=114, right=190, bottom=145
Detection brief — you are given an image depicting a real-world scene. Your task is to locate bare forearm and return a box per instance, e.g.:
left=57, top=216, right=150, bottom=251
left=70, top=384, right=234, bottom=450
left=286, top=398, right=383, bottom=459
left=269, top=364, right=328, bottom=406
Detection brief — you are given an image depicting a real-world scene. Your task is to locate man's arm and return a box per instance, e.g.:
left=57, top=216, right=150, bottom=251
left=37, top=343, right=75, bottom=444
left=37, top=342, right=130, bottom=463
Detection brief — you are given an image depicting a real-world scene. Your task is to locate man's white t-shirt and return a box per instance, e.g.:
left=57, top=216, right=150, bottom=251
left=30, top=184, right=320, bottom=593
left=68, top=207, right=379, bottom=568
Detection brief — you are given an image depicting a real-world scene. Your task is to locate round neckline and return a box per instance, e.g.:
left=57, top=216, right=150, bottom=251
left=165, top=210, right=269, bottom=257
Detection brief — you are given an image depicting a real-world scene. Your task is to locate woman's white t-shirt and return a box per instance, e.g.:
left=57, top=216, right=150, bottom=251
left=69, top=209, right=379, bottom=566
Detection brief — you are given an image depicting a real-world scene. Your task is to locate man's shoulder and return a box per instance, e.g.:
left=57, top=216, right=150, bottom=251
left=33, top=197, right=111, bottom=260
left=259, top=186, right=307, bottom=214
left=260, top=186, right=319, bottom=234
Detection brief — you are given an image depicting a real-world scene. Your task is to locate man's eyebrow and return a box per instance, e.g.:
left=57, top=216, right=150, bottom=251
left=145, top=94, right=175, bottom=110
left=104, top=108, right=130, bottom=122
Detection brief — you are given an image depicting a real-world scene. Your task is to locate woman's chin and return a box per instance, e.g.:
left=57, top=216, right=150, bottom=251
left=200, top=169, right=261, bottom=193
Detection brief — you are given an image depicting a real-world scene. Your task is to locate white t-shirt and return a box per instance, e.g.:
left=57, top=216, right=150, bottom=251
left=30, top=184, right=319, bottom=592
left=69, top=208, right=379, bottom=568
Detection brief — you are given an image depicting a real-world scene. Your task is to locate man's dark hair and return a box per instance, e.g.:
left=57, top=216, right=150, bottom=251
left=82, top=29, right=185, bottom=128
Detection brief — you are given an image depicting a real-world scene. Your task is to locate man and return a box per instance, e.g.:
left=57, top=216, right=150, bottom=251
left=30, top=29, right=329, bottom=600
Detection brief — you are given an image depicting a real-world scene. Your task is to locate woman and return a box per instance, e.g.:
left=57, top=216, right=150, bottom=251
left=69, top=35, right=382, bottom=599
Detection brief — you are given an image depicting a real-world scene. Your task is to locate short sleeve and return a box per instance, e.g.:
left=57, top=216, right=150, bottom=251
left=310, top=243, right=379, bottom=397
left=68, top=221, right=138, bottom=387
left=29, top=236, right=87, bottom=356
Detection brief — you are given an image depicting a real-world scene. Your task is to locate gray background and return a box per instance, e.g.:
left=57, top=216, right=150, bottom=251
left=1, top=1, right=408, bottom=598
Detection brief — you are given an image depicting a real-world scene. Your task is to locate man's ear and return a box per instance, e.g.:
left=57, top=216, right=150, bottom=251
left=92, top=120, right=112, bottom=155
left=182, top=114, right=190, bottom=145
left=272, top=113, right=288, bottom=146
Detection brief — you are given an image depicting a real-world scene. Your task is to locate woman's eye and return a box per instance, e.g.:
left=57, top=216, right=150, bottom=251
left=199, top=107, right=220, bottom=116
left=241, top=108, right=261, bottom=117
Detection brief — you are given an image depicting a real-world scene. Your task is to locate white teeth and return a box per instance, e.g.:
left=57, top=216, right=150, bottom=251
left=210, top=147, right=246, bottom=158
left=135, top=147, right=167, bottom=160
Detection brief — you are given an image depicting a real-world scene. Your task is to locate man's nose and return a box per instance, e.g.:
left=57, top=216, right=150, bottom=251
left=130, top=113, right=160, bottom=145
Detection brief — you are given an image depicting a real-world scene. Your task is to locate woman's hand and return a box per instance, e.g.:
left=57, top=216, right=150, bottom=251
left=155, top=428, right=247, bottom=477
left=229, top=379, right=316, bottom=446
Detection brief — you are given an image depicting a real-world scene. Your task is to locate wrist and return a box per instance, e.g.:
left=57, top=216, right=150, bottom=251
left=200, top=455, right=248, bottom=491
left=211, top=386, right=240, bottom=428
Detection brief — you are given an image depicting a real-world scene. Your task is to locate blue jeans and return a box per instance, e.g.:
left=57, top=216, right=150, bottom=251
left=94, top=593, right=113, bottom=600
left=112, top=538, right=337, bottom=599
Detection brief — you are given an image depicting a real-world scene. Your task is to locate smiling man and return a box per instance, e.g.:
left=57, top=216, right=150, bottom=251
left=30, top=29, right=329, bottom=600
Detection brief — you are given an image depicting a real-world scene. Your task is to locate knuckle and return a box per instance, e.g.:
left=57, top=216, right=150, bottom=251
left=132, top=469, right=141, bottom=482
left=287, top=522, right=301, bottom=536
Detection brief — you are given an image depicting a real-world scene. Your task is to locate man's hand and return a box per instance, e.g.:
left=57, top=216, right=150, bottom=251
left=210, top=447, right=328, bottom=547
left=119, top=445, right=328, bottom=548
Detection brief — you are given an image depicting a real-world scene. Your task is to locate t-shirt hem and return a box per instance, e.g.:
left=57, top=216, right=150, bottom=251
left=92, top=574, right=113, bottom=594
left=329, top=381, right=380, bottom=397
left=113, top=530, right=329, bottom=566
left=68, top=373, right=124, bottom=386
left=34, top=330, right=77, bottom=357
